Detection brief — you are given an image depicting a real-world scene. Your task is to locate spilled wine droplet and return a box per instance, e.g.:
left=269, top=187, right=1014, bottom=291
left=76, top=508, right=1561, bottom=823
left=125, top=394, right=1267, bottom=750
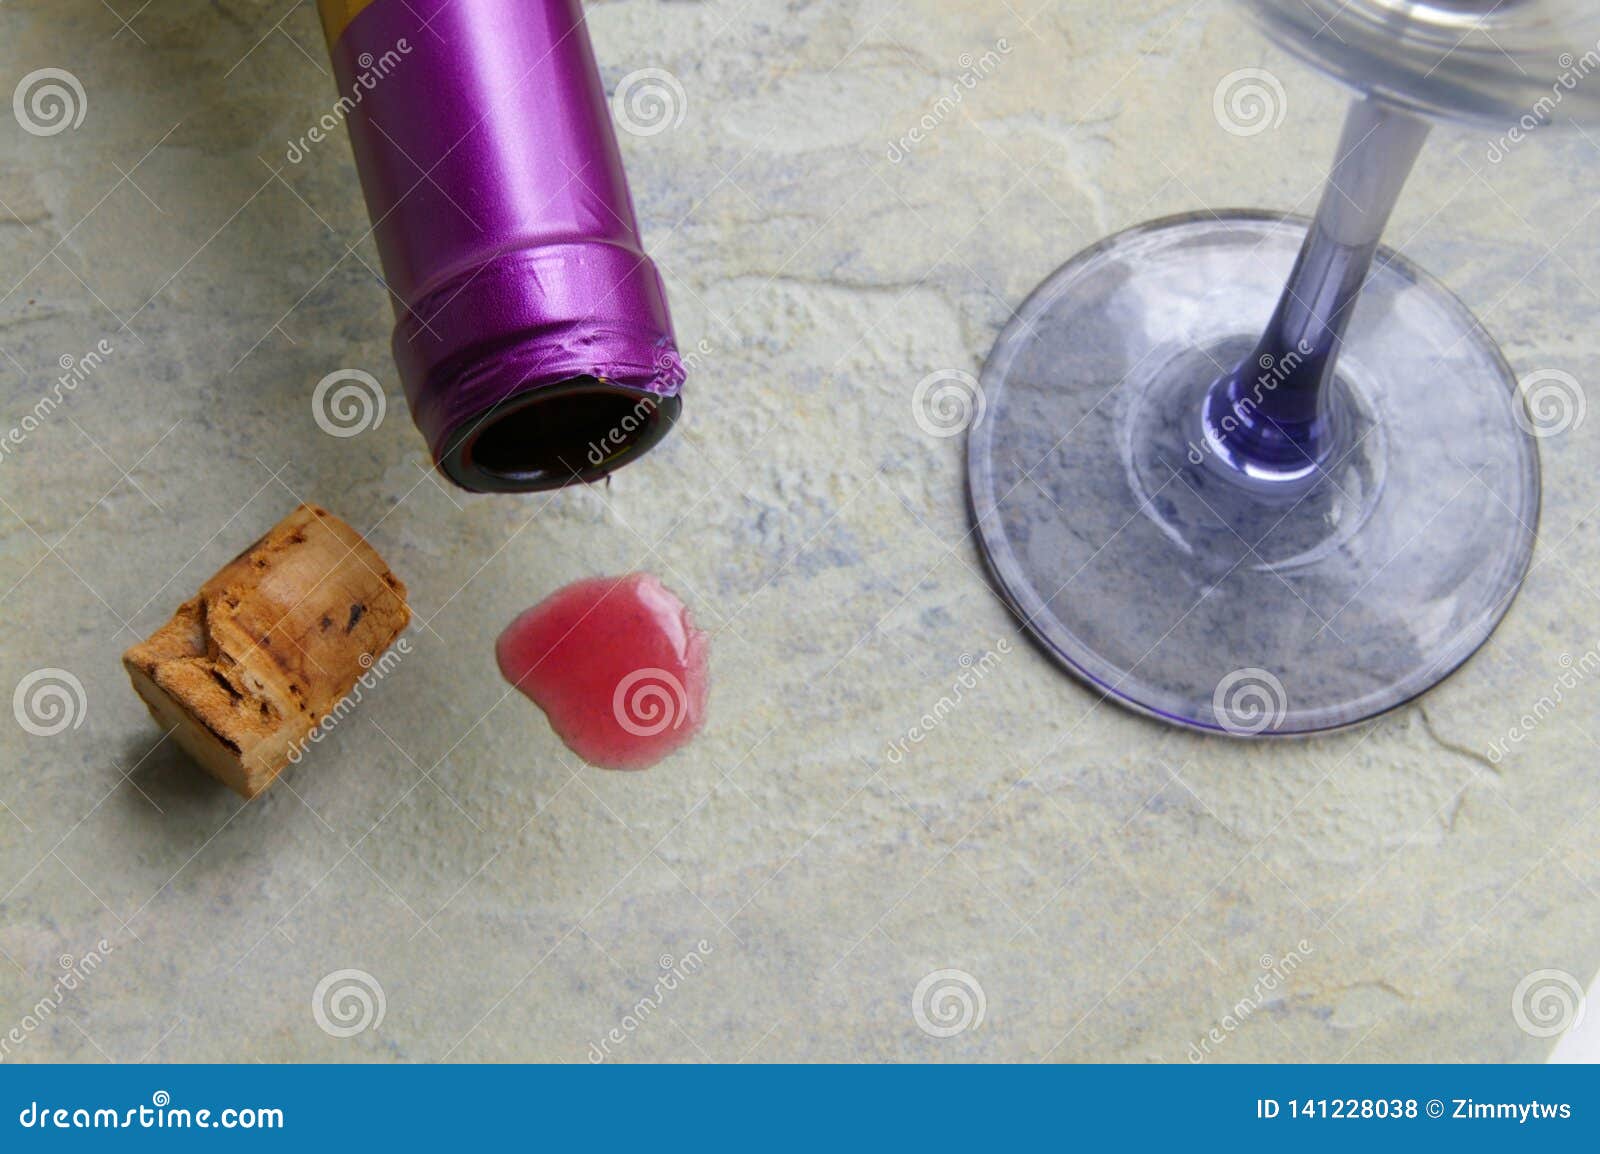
left=496, top=573, right=708, bottom=770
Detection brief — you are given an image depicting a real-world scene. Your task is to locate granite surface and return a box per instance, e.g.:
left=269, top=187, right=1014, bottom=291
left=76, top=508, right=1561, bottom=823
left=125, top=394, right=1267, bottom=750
left=1, top=0, right=1598, bottom=1063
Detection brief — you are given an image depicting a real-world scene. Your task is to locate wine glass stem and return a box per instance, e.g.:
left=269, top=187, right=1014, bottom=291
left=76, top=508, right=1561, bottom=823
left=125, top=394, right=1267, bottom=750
left=1205, top=96, right=1430, bottom=479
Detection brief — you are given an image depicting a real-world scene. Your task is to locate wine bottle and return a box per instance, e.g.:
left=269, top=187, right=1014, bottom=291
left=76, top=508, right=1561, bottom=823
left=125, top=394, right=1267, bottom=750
left=317, top=0, right=684, bottom=492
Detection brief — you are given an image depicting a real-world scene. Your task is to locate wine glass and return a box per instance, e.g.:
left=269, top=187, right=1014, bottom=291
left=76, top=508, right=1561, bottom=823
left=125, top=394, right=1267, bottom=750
left=968, top=1, right=1600, bottom=735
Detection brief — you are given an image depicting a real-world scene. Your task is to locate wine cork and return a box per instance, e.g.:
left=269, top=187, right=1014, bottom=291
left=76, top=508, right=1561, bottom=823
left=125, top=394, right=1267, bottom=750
left=122, top=504, right=410, bottom=798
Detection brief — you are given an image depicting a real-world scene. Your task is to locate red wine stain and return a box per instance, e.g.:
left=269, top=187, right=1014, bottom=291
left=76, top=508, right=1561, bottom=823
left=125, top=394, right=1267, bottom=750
left=496, top=573, right=709, bottom=771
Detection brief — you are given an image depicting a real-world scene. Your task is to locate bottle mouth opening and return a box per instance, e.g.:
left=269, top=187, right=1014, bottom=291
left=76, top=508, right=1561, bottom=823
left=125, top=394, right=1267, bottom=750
left=438, top=378, right=681, bottom=493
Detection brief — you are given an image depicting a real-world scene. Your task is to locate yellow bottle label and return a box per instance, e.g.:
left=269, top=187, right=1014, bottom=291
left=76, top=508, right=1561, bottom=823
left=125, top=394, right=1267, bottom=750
left=316, top=0, right=382, bottom=49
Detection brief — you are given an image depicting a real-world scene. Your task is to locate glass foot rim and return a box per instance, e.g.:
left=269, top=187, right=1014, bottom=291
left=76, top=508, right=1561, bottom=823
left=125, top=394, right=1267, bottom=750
left=966, top=209, right=1541, bottom=738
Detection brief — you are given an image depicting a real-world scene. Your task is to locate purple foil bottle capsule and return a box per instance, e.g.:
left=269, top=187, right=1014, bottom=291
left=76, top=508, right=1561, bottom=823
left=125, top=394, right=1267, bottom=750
left=317, top=0, right=683, bottom=492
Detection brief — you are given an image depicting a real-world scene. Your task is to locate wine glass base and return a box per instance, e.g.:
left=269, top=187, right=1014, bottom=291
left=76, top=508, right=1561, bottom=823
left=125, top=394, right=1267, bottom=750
left=968, top=211, right=1539, bottom=736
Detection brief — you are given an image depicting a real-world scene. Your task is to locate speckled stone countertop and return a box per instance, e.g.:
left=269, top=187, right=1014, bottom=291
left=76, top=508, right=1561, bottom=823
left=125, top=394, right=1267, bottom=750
left=1, top=0, right=1597, bottom=1063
